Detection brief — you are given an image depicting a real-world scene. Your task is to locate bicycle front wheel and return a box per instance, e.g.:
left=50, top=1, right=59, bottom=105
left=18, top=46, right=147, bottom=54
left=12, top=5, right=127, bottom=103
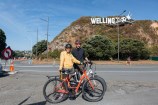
left=43, top=78, right=68, bottom=104
left=82, top=77, right=106, bottom=102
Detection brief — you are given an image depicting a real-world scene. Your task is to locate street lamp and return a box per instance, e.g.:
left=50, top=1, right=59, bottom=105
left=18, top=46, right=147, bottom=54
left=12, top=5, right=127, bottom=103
left=36, top=28, right=38, bottom=57
left=117, top=10, right=126, bottom=63
left=27, top=28, right=39, bottom=58
left=40, top=17, right=49, bottom=60
left=24, top=35, right=33, bottom=59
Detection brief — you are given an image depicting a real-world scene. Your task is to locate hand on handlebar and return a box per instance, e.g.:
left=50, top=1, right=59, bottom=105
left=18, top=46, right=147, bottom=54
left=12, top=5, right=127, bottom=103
left=83, top=60, right=92, bottom=64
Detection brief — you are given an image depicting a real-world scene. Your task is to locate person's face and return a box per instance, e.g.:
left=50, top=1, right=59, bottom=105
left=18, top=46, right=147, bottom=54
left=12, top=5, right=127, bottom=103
left=65, top=48, right=71, bottom=53
left=76, top=43, right=81, bottom=48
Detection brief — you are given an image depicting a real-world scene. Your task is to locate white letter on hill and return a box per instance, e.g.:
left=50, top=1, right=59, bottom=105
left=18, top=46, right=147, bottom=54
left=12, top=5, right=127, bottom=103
left=91, top=18, right=96, bottom=24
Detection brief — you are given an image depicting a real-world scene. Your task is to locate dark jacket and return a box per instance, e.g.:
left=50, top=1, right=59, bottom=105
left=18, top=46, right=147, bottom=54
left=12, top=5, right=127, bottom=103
left=72, top=48, right=85, bottom=70
left=72, top=48, right=85, bottom=62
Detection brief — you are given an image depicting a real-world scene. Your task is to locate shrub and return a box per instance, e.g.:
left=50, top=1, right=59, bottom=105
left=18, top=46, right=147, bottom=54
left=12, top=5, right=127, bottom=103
left=82, top=35, right=115, bottom=60
left=117, top=39, right=150, bottom=60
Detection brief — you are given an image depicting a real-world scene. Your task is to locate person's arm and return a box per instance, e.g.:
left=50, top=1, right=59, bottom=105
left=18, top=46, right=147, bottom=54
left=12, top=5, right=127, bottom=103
left=83, top=49, right=89, bottom=61
left=85, top=57, right=89, bottom=62
left=59, top=52, right=64, bottom=70
left=72, top=55, right=81, bottom=64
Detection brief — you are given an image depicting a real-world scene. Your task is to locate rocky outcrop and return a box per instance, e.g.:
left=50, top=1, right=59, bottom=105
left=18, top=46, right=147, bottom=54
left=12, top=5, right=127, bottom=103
left=48, top=17, right=158, bottom=51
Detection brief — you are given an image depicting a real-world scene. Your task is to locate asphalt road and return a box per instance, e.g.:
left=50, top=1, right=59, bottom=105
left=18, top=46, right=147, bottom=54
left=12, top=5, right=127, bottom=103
left=11, top=60, right=158, bottom=82
left=0, top=60, right=158, bottom=105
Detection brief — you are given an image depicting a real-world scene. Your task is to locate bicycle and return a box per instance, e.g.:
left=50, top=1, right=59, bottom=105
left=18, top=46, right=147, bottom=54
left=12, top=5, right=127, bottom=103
left=84, top=61, right=106, bottom=87
left=43, top=62, right=107, bottom=104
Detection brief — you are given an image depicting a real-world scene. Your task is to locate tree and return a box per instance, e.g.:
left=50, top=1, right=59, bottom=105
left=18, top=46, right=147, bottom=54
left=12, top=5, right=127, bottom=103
left=82, top=35, right=115, bottom=60
left=12, top=50, right=25, bottom=58
left=0, top=29, right=7, bottom=58
left=48, top=49, right=61, bottom=59
left=150, top=45, right=158, bottom=56
left=118, top=39, right=150, bottom=60
left=32, top=40, right=47, bottom=56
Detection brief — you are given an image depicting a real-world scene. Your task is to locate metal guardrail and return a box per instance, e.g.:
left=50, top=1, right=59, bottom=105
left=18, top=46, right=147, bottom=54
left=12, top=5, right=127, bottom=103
left=151, top=56, right=158, bottom=61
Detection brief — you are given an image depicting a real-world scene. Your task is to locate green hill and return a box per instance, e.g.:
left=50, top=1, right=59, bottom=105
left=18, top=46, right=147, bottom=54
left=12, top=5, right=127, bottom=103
left=49, top=16, right=158, bottom=50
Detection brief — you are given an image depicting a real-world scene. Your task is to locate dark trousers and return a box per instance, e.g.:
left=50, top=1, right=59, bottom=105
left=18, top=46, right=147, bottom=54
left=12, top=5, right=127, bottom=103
left=60, top=68, right=74, bottom=79
left=73, top=64, right=84, bottom=80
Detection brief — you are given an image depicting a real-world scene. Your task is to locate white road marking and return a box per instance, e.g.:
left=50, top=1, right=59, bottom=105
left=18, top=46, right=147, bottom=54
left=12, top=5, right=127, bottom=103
left=96, top=71, right=158, bottom=73
left=19, top=70, right=56, bottom=72
left=1, top=65, right=59, bottom=67
left=16, top=66, right=59, bottom=67
left=18, top=70, right=158, bottom=73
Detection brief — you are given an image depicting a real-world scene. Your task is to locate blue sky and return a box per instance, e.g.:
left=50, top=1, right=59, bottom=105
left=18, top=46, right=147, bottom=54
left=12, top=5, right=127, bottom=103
left=0, top=0, right=158, bottom=50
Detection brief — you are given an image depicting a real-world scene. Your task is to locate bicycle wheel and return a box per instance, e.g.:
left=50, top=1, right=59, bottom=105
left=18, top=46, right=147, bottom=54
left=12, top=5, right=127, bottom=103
left=82, top=77, right=107, bottom=102
left=43, top=78, right=68, bottom=104
left=92, top=75, right=106, bottom=85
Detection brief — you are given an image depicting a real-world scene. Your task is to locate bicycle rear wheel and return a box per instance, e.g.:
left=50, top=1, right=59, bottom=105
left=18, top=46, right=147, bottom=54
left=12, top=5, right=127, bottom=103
left=82, top=77, right=106, bottom=102
left=43, top=78, right=68, bottom=104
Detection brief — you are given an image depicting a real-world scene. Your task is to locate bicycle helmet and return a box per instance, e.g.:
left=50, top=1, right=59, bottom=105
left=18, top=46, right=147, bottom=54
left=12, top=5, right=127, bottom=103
left=65, top=43, right=72, bottom=48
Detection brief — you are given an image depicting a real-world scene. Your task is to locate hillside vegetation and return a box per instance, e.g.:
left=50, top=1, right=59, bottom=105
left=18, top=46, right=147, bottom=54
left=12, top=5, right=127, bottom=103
left=47, top=17, right=158, bottom=60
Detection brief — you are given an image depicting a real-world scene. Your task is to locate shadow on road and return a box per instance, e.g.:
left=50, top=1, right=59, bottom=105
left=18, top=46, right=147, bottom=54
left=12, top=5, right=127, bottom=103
left=18, top=96, right=31, bottom=105
left=28, top=101, right=47, bottom=105
left=0, top=73, right=9, bottom=78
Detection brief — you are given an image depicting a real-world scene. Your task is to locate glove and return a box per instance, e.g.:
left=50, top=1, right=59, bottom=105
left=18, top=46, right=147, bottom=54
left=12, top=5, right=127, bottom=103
left=80, top=62, right=83, bottom=65
left=59, top=69, right=62, bottom=72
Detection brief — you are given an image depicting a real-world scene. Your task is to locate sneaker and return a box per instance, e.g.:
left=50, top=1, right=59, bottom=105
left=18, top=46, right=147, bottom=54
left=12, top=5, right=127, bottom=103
left=69, top=90, right=76, bottom=100
left=69, top=94, right=76, bottom=100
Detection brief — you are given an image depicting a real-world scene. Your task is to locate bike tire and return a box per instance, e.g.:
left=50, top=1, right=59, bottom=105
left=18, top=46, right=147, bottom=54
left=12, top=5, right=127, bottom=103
left=91, top=75, right=107, bottom=88
left=82, top=76, right=107, bottom=102
left=43, top=78, right=68, bottom=104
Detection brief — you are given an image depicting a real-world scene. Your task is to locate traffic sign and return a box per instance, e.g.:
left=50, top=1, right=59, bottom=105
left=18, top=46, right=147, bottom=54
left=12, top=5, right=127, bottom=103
left=1, top=47, right=12, bottom=60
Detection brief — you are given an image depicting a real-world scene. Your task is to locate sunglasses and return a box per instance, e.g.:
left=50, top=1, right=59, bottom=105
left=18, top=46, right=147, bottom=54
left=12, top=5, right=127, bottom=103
left=75, top=43, right=81, bottom=45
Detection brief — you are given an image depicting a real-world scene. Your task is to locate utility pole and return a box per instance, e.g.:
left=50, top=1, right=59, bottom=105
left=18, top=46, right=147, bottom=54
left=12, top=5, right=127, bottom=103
left=27, top=28, right=39, bottom=58
left=40, top=17, right=49, bottom=60
left=47, top=17, right=49, bottom=59
left=117, top=10, right=126, bottom=63
left=36, top=28, right=38, bottom=57
left=117, top=22, right=120, bottom=63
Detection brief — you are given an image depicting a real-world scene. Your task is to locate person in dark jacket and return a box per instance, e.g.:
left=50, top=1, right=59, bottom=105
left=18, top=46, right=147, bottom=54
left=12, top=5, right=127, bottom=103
left=72, top=40, right=89, bottom=80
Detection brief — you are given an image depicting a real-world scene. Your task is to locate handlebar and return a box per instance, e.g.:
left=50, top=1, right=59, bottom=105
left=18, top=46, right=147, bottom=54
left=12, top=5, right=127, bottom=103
left=84, top=60, right=93, bottom=65
left=84, top=61, right=96, bottom=72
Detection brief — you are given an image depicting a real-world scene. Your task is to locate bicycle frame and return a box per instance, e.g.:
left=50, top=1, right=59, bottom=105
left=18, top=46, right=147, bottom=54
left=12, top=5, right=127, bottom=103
left=55, top=69, right=94, bottom=94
